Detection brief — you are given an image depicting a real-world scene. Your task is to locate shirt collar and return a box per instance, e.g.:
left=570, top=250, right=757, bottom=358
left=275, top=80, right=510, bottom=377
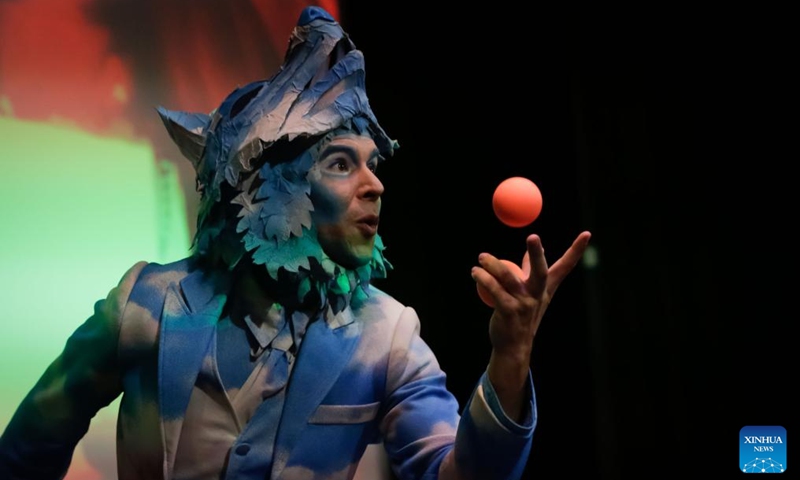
left=242, top=305, right=315, bottom=358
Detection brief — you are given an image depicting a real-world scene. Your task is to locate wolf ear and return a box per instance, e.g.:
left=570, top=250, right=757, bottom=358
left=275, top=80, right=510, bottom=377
left=156, top=106, right=211, bottom=169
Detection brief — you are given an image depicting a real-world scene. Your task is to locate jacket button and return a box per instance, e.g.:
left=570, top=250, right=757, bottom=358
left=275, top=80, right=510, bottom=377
left=235, top=444, right=251, bottom=456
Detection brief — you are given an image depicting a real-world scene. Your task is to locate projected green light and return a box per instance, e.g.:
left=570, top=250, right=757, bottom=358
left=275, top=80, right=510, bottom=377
left=0, top=117, right=191, bottom=474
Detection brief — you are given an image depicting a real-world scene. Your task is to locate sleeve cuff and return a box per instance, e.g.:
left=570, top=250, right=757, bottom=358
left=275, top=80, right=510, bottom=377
left=477, top=370, right=536, bottom=436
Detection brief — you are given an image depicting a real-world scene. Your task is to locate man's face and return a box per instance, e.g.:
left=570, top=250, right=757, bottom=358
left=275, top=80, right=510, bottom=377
left=307, top=133, right=384, bottom=269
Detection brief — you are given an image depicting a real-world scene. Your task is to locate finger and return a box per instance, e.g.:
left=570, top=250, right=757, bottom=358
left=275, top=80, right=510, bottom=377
left=471, top=265, right=517, bottom=308
left=478, top=253, right=527, bottom=297
left=547, top=231, right=592, bottom=293
left=525, top=234, right=548, bottom=297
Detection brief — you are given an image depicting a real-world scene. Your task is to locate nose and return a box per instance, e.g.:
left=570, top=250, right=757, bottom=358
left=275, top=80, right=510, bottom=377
left=358, top=167, right=384, bottom=201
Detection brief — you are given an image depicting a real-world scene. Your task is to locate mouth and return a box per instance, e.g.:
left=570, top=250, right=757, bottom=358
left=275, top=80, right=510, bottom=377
left=356, top=215, right=379, bottom=236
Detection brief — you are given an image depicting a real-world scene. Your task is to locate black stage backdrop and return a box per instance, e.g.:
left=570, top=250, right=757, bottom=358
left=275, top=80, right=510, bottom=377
left=338, top=3, right=796, bottom=479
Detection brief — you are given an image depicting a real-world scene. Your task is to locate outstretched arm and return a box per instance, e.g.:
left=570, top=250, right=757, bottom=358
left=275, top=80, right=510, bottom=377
left=0, top=262, right=144, bottom=479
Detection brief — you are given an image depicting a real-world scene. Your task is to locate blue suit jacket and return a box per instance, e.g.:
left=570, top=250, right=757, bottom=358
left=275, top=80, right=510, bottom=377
left=0, top=258, right=535, bottom=479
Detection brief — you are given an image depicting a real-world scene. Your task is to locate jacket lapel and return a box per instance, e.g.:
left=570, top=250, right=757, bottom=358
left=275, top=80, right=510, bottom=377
left=270, top=307, right=361, bottom=479
left=158, top=269, right=227, bottom=480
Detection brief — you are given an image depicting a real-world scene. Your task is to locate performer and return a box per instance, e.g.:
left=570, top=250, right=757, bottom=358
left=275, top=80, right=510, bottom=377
left=0, top=6, right=590, bottom=480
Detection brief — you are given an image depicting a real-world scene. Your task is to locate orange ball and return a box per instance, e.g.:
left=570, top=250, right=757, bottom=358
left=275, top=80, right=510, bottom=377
left=476, top=259, right=526, bottom=307
left=492, top=177, right=543, bottom=227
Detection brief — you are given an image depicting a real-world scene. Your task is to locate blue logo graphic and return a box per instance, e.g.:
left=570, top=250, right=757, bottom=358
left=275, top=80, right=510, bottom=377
left=740, top=426, right=787, bottom=473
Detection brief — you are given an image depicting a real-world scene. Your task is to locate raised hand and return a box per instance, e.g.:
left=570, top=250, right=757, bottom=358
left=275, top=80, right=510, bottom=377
left=471, top=231, right=592, bottom=420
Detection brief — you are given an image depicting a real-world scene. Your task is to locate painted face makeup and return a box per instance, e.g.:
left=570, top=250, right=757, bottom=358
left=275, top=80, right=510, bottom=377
left=307, top=133, right=384, bottom=269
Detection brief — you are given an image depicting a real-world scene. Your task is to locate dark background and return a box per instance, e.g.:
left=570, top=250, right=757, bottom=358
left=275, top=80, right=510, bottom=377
left=338, top=3, right=796, bottom=478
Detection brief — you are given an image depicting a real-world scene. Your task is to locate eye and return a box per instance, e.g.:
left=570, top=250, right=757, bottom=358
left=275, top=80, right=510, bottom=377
left=368, top=155, right=384, bottom=173
left=326, top=157, right=351, bottom=173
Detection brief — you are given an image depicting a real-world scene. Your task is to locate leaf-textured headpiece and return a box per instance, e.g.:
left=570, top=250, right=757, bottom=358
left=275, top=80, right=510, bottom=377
left=156, top=6, right=398, bottom=313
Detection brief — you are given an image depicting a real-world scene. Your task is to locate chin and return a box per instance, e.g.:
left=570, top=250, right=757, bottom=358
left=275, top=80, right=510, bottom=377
left=341, top=253, right=373, bottom=269
left=331, top=246, right=374, bottom=269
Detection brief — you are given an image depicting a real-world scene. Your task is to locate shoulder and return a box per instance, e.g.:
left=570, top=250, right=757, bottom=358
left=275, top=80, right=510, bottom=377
left=125, top=256, right=216, bottom=303
left=357, top=284, right=411, bottom=323
left=352, top=284, right=422, bottom=340
left=116, top=256, right=213, bottom=351
left=134, top=256, right=200, bottom=289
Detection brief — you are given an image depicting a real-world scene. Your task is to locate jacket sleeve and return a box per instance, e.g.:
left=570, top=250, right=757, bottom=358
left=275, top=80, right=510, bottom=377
left=0, top=262, right=147, bottom=480
left=381, top=307, right=535, bottom=480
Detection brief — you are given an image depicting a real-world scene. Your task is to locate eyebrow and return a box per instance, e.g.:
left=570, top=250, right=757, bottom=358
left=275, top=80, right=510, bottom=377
left=320, top=144, right=381, bottom=163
